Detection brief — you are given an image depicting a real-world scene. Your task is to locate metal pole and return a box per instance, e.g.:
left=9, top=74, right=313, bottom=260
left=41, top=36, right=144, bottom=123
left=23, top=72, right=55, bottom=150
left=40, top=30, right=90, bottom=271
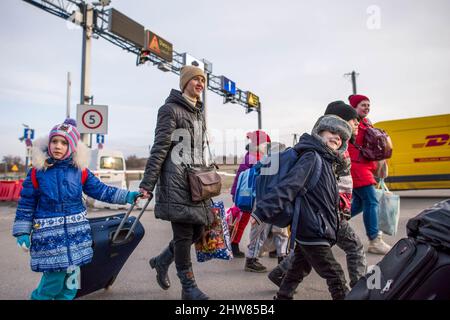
left=351, top=70, right=357, bottom=94
left=66, top=72, right=71, bottom=118
left=89, top=95, right=94, bottom=148
left=25, top=148, right=30, bottom=171
left=202, top=73, right=209, bottom=163
left=202, top=73, right=208, bottom=130
left=80, top=3, right=93, bottom=146
left=257, top=104, right=262, bottom=129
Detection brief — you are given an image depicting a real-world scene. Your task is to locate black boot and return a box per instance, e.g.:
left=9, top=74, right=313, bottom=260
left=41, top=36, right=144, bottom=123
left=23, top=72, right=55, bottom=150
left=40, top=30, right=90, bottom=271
left=231, top=243, right=245, bottom=258
left=176, top=267, right=209, bottom=300
left=278, top=255, right=289, bottom=264
left=276, top=273, right=302, bottom=299
left=245, top=258, right=267, bottom=273
left=268, top=265, right=298, bottom=293
left=149, top=245, right=174, bottom=290
left=274, top=292, right=293, bottom=300
left=268, top=265, right=285, bottom=287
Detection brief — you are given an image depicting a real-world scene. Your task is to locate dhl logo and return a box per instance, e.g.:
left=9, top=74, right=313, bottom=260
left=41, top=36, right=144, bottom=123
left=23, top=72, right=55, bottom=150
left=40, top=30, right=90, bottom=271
left=412, top=134, right=450, bottom=148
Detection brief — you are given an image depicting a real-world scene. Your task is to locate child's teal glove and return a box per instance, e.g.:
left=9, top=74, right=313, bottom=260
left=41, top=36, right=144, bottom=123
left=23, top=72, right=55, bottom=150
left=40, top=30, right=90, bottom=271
left=16, top=234, right=30, bottom=252
left=126, top=191, right=141, bottom=204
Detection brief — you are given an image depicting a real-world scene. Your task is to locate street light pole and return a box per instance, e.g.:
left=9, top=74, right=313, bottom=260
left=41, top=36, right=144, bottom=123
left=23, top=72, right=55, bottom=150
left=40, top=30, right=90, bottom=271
left=257, top=105, right=262, bottom=129
left=351, top=70, right=358, bottom=94
left=344, top=70, right=359, bottom=95
left=66, top=71, right=71, bottom=118
left=80, top=3, right=93, bottom=146
left=202, top=73, right=208, bottom=131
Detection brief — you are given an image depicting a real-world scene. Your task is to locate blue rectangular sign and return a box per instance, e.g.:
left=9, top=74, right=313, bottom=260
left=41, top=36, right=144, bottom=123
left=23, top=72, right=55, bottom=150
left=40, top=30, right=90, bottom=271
left=221, top=76, right=236, bottom=95
left=24, top=128, right=35, bottom=140
left=96, top=134, right=105, bottom=144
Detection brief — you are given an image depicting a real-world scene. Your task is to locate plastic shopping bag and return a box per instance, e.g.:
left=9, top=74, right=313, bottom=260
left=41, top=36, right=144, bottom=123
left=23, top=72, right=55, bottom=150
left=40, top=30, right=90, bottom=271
left=225, top=206, right=242, bottom=243
left=375, top=179, right=400, bottom=236
left=195, top=201, right=233, bottom=262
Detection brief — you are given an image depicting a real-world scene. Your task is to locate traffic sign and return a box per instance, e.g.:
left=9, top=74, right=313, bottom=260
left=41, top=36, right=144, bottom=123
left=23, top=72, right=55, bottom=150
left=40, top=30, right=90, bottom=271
left=24, top=128, right=35, bottom=140
left=77, top=104, right=108, bottom=134
left=11, top=165, right=19, bottom=172
left=221, top=76, right=236, bottom=95
left=96, top=134, right=105, bottom=144
left=108, top=8, right=145, bottom=48
left=247, top=92, right=260, bottom=109
left=145, top=30, right=173, bottom=62
left=182, top=53, right=204, bottom=71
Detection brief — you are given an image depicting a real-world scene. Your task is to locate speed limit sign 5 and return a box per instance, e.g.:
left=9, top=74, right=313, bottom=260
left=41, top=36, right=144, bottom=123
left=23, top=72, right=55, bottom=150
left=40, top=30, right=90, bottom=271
left=82, top=110, right=103, bottom=129
left=77, top=104, right=108, bottom=134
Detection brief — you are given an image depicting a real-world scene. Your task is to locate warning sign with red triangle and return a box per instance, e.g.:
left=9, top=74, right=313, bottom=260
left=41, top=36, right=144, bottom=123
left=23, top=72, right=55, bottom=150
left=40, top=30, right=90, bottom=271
left=145, top=30, right=173, bottom=62
left=149, top=35, right=161, bottom=54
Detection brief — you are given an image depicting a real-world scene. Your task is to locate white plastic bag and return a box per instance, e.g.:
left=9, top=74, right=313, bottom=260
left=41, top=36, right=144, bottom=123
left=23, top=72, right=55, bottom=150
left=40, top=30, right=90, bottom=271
left=376, top=179, right=400, bottom=236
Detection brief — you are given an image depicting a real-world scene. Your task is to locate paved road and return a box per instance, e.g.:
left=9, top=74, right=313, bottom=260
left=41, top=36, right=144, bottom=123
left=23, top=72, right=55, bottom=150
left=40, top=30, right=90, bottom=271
left=0, top=194, right=448, bottom=300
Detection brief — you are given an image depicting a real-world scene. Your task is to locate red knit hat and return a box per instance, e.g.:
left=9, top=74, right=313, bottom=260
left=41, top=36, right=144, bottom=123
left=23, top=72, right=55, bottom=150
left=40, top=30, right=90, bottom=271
left=348, top=94, right=370, bottom=108
left=246, top=130, right=271, bottom=146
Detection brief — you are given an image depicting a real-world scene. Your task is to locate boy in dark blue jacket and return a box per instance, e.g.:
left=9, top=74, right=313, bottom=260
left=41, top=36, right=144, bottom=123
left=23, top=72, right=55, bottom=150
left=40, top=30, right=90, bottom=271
left=253, top=115, right=352, bottom=300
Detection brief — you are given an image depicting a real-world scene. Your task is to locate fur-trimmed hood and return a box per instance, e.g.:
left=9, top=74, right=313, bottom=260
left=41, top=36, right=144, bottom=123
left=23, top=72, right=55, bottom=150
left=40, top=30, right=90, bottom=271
left=32, top=136, right=91, bottom=170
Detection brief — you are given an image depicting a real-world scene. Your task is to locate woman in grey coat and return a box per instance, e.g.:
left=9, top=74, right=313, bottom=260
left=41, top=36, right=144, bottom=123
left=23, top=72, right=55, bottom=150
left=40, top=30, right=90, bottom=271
left=139, top=65, right=212, bottom=300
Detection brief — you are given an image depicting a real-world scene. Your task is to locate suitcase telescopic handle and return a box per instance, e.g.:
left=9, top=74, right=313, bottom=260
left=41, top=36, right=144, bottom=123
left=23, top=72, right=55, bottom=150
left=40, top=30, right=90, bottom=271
left=112, top=193, right=153, bottom=243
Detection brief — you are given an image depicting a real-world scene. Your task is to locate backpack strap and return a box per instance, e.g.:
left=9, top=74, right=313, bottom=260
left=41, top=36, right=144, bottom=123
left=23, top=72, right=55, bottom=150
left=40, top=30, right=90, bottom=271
left=30, top=168, right=88, bottom=190
left=307, top=152, right=323, bottom=191
left=289, top=151, right=322, bottom=250
left=81, top=168, right=88, bottom=185
left=31, top=168, right=39, bottom=189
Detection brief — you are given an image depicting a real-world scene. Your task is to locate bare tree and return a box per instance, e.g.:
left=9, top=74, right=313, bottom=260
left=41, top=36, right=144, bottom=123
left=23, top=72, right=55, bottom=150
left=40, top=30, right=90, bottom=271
left=1, top=155, right=25, bottom=172
left=125, top=155, right=147, bottom=170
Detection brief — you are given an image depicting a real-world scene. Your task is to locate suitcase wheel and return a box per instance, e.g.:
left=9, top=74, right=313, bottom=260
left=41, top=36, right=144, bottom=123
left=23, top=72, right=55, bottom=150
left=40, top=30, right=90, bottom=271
left=105, top=275, right=117, bottom=290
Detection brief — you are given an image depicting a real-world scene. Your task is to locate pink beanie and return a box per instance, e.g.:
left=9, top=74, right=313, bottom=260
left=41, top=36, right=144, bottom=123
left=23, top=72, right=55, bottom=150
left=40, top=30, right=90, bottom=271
left=48, top=118, right=80, bottom=160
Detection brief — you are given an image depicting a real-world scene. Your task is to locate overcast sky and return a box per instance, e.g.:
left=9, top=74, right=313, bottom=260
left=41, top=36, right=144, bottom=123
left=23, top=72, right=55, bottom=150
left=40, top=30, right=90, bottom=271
left=1, top=0, right=449, bottom=161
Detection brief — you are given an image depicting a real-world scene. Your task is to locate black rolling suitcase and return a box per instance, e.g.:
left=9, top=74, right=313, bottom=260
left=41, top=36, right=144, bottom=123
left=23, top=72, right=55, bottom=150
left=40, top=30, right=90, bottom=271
left=75, top=198, right=151, bottom=298
left=347, top=200, right=450, bottom=300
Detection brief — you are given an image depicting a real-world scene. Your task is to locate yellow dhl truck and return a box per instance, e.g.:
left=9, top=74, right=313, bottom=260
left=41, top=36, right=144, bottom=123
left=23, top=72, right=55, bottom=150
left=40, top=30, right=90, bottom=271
left=374, top=114, right=450, bottom=190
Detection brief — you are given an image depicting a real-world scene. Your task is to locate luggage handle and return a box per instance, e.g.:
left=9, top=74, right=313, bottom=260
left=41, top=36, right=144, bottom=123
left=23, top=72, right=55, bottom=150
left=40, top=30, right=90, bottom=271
left=111, top=193, right=152, bottom=244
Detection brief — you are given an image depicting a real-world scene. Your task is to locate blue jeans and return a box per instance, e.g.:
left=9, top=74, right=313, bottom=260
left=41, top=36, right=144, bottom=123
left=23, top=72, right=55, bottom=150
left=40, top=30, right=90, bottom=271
left=351, top=185, right=379, bottom=240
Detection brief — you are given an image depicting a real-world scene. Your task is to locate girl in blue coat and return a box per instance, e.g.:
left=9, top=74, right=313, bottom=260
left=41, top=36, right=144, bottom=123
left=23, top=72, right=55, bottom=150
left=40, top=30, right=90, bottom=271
left=12, top=118, right=139, bottom=300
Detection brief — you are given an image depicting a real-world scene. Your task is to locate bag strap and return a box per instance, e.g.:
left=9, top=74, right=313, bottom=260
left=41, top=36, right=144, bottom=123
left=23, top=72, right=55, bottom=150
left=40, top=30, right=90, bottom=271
left=248, top=166, right=256, bottom=189
left=31, top=168, right=39, bottom=189
left=307, top=152, right=323, bottom=191
left=200, top=112, right=218, bottom=169
left=298, top=151, right=323, bottom=195
left=30, top=168, right=88, bottom=190
left=289, top=151, right=322, bottom=250
left=378, top=178, right=389, bottom=192
left=81, top=168, right=88, bottom=185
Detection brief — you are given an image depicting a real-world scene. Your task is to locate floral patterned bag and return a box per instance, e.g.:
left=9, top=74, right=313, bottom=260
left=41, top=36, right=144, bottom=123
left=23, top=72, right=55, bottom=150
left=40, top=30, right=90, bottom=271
left=195, top=201, right=233, bottom=262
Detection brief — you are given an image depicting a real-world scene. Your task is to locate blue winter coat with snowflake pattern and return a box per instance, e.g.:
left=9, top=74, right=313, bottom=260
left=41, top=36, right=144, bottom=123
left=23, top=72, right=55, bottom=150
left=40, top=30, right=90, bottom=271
left=12, top=158, right=129, bottom=273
